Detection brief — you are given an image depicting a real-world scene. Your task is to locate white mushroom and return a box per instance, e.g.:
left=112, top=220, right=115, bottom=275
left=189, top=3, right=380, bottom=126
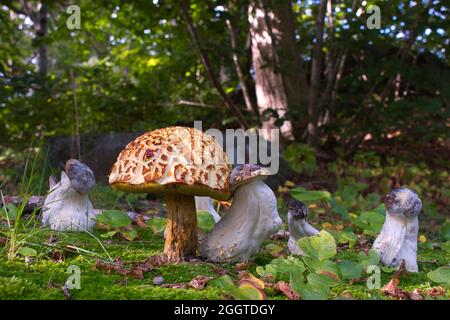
left=287, top=199, right=319, bottom=255
left=201, top=164, right=282, bottom=263
left=42, top=160, right=96, bottom=231
left=373, top=188, right=422, bottom=272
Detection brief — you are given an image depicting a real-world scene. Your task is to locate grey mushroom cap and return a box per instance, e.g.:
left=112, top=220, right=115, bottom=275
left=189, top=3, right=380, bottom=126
left=230, top=164, right=271, bottom=190
left=65, top=159, right=96, bottom=194
left=288, top=199, right=309, bottom=219
left=384, top=188, right=422, bottom=217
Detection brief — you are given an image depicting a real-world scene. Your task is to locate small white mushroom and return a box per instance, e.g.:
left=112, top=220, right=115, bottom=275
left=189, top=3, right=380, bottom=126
left=287, top=199, right=319, bottom=255
left=201, top=164, right=282, bottom=263
left=373, top=188, right=422, bottom=272
left=42, top=160, right=96, bottom=231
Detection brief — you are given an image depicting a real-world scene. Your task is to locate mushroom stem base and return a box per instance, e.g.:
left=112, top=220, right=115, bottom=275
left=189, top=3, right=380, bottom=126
left=163, top=194, right=198, bottom=262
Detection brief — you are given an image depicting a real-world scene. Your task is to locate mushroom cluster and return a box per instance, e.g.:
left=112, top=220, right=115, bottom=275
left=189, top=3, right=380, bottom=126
left=201, top=164, right=282, bottom=263
left=373, top=187, right=422, bottom=272
left=109, top=126, right=232, bottom=262
left=109, top=127, right=283, bottom=263
left=42, top=159, right=96, bottom=231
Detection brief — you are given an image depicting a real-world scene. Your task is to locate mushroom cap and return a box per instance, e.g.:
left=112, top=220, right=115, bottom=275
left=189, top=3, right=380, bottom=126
left=65, top=159, right=96, bottom=194
left=109, top=126, right=232, bottom=201
left=288, top=199, right=308, bottom=219
left=230, top=164, right=271, bottom=190
left=384, top=187, right=422, bottom=217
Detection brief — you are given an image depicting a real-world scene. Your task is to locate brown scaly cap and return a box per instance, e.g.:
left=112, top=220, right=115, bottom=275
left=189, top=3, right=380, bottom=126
left=230, top=164, right=271, bottom=190
left=109, top=126, right=232, bottom=201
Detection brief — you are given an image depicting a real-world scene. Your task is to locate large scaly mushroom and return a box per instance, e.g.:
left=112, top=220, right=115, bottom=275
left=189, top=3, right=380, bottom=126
left=201, top=164, right=282, bottom=263
left=373, top=187, right=422, bottom=272
left=109, top=127, right=232, bottom=262
left=287, top=199, right=319, bottom=255
left=42, top=159, right=96, bottom=231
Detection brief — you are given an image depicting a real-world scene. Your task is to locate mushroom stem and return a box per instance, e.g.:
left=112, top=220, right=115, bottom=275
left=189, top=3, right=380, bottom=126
left=201, top=180, right=282, bottom=263
left=373, top=214, right=419, bottom=272
left=163, top=194, right=198, bottom=262
left=372, top=188, right=422, bottom=272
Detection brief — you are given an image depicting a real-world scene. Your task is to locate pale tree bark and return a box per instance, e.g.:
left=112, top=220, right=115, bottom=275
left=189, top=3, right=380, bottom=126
left=248, top=0, right=308, bottom=142
left=307, top=0, right=327, bottom=148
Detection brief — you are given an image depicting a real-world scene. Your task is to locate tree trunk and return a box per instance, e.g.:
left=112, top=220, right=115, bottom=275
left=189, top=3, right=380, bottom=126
left=248, top=0, right=308, bottom=142
left=37, top=2, right=48, bottom=75
left=307, top=0, right=327, bottom=148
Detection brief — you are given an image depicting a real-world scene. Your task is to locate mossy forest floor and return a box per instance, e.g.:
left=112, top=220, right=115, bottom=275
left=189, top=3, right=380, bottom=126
left=0, top=206, right=448, bottom=300
left=1, top=147, right=449, bottom=300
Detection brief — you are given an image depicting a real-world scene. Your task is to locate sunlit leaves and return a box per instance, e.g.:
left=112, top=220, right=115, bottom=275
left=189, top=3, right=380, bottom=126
left=427, top=267, right=450, bottom=286
left=297, top=230, right=337, bottom=261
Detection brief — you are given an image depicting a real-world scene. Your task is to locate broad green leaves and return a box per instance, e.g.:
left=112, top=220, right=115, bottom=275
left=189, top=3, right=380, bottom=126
left=256, top=256, right=305, bottom=282
left=95, top=210, right=131, bottom=228
left=298, top=230, right=337, bottom=261
left=338, top=260, right=364, bottom=280
left=0, top=204, right=18, bottom=221
left=352, top=210, right=385, bottom=236
left=427, top=267, right=450, bottom=286
left=216, top=275, right=265, bottom=300
left=18, top=247, right=37, bottom=257
left=290, top=187, right=331, bottom=203
left=196, top=211, right=215, bottom=232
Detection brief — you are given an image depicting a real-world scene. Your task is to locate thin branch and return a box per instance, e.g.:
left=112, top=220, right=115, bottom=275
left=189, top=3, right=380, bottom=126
left=179, top=1, right=249, bottom=129
left=225, top=10, right=260, bottom=122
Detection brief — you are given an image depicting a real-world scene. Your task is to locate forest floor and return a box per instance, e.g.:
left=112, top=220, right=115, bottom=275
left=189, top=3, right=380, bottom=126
left=0, top=144, right=449, bottom=300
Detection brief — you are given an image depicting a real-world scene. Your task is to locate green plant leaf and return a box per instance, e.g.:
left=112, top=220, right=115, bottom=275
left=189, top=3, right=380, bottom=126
left=18, top=247, right=37, bottom=257
left=100, top=230, right=117, bottom=239
left=121, top=229, right=137, bottom=241
left=330, top=197, right=349, bottom=220
left=338, top=260, right=363, bottom=280
left=291, top=273, right=330, bottom=300
left=0, top=204, right=18, bottom=221
left=298, top=230, right=337, bottom=261
left=256, top=256, right=305, bottom=282
left=95, top=210, right=131, bottom=228
left=352, top=211, right=385, bottom=236
left=290, top=188, right=331, bottom=203
left=441, top=240, right=450, bottom=253
left=440, top=223, right=450, bottom=242
left=338, top=231, right=358, bottom=248
left=197, top=210, right=215, bottom=232
left=427, top=267, right=450, bottom=286
left=146, top=217, right=167, bottom=235
left=357, top=250, right=380, bottom=271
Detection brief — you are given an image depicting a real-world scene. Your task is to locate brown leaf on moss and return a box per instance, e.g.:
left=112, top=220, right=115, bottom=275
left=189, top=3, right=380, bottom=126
left=238, top=271, right=265, bottom=290
left=189, top=275, right=214, bottom=290
left=136, top=215, right=148, bottom=229
left=236, top=261, right=252, bottom=271
left=212, top=267, right=229, bottom=276
left=275, top=281, right=299, bottom=300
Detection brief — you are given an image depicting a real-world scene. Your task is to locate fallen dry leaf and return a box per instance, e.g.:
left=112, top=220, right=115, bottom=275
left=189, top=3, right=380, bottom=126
left=238, top=271, right=265, bottom=290
left=189, top=275, right=214, bottom=290
left=212, top=267, right=229, bottom=276
left=235, top=261, right=252, bottom=271
left=136, top=215, right=148, bottom=229
left=275, top=281, right=299, bottom=300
